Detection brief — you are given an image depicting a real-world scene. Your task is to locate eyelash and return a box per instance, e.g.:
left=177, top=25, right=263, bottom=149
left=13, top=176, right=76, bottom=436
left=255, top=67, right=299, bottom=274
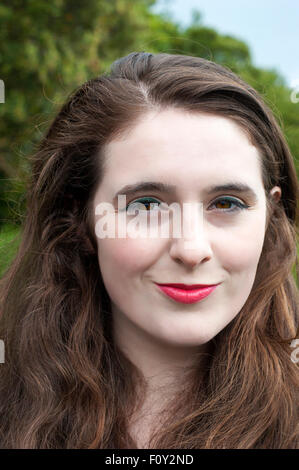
left=125, top=196, right=250, bottom=214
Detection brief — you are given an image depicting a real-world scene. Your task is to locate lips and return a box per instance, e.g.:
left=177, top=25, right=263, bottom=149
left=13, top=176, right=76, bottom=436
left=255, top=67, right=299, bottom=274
left=155, top=283, right=219, bottom=304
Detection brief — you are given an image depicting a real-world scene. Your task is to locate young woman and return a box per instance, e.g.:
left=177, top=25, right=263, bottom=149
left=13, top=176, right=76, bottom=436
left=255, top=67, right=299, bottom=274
left=0, top=52, right=298, bottom=449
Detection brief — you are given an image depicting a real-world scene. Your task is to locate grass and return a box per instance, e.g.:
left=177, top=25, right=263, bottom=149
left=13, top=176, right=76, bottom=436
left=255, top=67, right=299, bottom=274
left=0, top=223, right=21, bottom=278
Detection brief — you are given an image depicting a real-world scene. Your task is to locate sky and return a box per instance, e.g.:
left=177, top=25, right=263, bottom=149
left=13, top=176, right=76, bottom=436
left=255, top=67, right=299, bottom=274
left=150, top=0, right=299, bottom=88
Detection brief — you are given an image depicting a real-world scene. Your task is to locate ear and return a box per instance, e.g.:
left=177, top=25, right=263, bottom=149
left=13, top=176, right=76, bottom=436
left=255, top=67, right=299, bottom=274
left=269, top=186, right=281, bottom=203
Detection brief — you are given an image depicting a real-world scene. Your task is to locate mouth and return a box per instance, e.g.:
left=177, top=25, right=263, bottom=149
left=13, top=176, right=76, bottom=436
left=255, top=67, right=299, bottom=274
left=155, top=283, right=219, bottom=304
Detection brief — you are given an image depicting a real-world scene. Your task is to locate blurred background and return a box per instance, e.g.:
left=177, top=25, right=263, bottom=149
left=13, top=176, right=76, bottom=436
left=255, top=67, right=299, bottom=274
left=0, top=0, right=298, bottom=277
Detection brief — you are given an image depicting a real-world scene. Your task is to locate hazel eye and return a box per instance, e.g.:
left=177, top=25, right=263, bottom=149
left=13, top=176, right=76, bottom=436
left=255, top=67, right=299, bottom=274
left=209, top=197, right=250, bottom=213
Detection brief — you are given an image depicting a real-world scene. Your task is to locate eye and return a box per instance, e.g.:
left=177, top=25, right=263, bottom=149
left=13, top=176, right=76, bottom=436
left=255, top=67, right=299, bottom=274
left=124, top=196, right=250, bottom=214
left=208, top=196, right=250, bottom=213
left=126, top=197, right=166, bottom=213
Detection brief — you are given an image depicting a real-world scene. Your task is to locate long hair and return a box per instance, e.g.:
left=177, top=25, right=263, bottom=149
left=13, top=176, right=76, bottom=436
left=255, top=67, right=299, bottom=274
left=0, top=52, right=298, bottom=449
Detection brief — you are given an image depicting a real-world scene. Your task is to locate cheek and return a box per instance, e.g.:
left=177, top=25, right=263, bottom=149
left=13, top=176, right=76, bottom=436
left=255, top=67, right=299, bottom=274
left=217, top=215, right=266, bottom=274
left=214, top=217, right=267, bottom=323
left=96, top=237, right=163, bottom=278
left=96, top=237, right=164, bottom=309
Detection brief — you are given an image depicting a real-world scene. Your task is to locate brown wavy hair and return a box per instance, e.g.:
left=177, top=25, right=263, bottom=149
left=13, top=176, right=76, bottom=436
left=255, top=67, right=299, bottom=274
left=0, top=52, right=298, bottom=449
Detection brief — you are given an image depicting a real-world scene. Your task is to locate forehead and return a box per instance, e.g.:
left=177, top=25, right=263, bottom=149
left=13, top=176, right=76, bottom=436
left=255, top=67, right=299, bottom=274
left=101, top=109, right=262, bottom=188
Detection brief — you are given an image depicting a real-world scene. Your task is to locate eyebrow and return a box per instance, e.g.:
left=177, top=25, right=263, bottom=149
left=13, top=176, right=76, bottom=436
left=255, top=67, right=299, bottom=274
left=112, top=181, right=258, bottom=205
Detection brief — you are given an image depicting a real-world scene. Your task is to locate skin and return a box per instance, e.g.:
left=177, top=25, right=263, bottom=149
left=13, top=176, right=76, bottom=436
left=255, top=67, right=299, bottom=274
left=91, top=109, right=281, bottom=446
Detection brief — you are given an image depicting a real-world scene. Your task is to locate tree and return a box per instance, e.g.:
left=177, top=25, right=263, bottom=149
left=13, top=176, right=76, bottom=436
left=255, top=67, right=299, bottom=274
left=0, top=0, right=156, bottom=225
left=0, top=1, right=298, bottom=228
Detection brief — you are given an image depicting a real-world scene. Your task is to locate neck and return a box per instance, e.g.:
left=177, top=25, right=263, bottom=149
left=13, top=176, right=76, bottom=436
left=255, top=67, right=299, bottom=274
left=112, top=305, right=211, bottom=393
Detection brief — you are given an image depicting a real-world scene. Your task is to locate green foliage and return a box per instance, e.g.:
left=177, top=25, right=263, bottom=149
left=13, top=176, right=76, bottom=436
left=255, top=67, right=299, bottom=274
left=0, top=0, right=157, bottom=226
left=0, top=1, right=298, bottom=231
left=0, top=223, right=20, bottom=277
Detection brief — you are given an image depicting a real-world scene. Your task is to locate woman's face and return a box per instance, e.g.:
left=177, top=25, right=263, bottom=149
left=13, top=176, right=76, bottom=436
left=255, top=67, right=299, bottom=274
left=92, top=109, right=280, bottom=355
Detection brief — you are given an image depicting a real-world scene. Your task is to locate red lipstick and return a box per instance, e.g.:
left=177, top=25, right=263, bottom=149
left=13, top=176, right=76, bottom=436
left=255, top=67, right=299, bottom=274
left=155, top=283, right=218, bottom=304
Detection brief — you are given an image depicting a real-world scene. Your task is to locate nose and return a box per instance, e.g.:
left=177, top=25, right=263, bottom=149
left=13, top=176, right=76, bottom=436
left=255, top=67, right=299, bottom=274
left=168, top=203, right=213, bottom=268
left=169, top=232, right=213, bottom=267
